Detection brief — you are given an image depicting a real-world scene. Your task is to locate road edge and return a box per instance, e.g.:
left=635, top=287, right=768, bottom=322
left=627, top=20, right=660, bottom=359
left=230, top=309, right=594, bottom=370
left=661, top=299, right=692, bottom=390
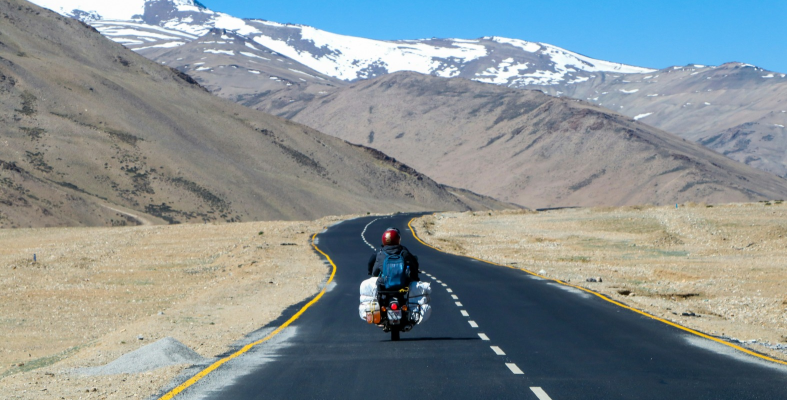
left=156, top=231, right=340, bottom=399
left=407, top=216, right=787, bottom=367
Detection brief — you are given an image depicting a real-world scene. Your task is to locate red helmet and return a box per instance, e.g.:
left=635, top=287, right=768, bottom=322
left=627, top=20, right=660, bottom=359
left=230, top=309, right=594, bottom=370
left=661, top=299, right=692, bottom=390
left=382, top=228, right=401, bottom=246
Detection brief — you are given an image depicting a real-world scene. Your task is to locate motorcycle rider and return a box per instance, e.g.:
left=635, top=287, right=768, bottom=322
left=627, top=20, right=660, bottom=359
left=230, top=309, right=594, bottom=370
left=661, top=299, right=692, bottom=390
left=368, top=227, right=420, bottom=283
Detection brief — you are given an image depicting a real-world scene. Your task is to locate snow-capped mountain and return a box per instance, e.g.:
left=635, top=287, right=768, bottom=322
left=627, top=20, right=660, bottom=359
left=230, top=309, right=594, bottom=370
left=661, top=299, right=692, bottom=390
left=30, top=0, right=787, bottom=179
left=31, top=0, right=654, bottom=86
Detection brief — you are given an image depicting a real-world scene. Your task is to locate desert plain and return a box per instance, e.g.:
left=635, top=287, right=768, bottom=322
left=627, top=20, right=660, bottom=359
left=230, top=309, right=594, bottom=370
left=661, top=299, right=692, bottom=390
left=0, top=216, right=344, bottom=399
left=414, top=201, right=787, bottom=362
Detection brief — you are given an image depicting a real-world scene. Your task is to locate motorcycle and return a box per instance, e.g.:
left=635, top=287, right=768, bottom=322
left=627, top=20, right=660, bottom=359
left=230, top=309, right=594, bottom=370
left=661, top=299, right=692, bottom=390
left=361, top=279, right=431, bottom=341
left=377, top=287, right=415, bottom=341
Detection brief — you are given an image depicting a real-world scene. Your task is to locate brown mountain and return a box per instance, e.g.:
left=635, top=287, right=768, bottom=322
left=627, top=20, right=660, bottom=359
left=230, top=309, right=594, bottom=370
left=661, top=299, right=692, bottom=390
left=538, top=63, right=787, bottom=178
left=283, top=72, right=787, bottom=208
left=0, top=0, right=510, bottom=228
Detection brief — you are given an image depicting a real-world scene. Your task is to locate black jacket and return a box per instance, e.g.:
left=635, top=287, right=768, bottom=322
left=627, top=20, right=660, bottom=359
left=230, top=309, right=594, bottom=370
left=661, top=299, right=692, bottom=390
left=367, top=244, right=420, bottom=282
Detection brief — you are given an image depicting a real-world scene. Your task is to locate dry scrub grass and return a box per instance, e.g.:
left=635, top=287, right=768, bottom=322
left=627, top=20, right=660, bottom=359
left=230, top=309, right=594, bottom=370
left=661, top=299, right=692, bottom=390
left=416, top=202, right=787, bottom=362
left=0, top=215, right=351, bottom=399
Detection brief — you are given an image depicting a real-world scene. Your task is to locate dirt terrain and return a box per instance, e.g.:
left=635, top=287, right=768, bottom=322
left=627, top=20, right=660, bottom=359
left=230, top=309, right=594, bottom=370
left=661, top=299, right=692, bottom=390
left=0, top=215, right=350, bottom=399
left=415, top=202, right=787, bottom=362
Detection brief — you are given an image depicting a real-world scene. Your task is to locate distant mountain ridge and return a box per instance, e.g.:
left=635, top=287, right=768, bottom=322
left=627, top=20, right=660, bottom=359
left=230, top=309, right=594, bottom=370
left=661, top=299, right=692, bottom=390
left=31, top=0, right=655, bottom=85
left=285, top=72, right=787, bottom=208
left=30, top=0, right=787, bottom=180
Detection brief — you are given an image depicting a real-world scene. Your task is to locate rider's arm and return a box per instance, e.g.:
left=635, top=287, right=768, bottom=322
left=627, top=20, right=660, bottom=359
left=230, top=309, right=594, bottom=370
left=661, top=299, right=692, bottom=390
left=367, top=252, right=377, bottom=276
left=405, top=250, right=420, bottom=282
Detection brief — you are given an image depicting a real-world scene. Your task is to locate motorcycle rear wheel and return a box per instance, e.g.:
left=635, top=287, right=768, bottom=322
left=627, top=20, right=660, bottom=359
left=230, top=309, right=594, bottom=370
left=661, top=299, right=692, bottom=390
left=391, top=327, right=400, bottom=341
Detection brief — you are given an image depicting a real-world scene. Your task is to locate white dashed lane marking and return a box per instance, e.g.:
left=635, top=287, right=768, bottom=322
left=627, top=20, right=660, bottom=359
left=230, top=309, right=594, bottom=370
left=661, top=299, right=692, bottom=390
left=427, top=271, right=537, bottom=385
left=361, top=218, right=380, bottom=250
left=506, top=363, right=524, bottom=375
left=530, top=387, right=553, bottom=400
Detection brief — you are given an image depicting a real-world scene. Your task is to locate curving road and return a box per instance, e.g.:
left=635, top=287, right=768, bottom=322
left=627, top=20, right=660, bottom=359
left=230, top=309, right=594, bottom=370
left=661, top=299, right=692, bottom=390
left=170, top=213, right=787, bottom=399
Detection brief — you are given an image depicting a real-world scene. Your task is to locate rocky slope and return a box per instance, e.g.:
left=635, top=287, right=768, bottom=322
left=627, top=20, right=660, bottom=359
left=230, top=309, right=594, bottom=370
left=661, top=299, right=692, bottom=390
left=286, top=72, right=787, bottom=208
left=538, top=63, right=787, bottom=178
left=0, top=0, right=510, bottom=228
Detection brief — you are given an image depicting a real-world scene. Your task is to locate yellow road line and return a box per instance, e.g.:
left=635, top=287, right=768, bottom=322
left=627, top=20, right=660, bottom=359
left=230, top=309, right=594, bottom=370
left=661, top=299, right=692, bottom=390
left=407, top=217, right=787, bottom=367
left=158, top=232, right=338, bottom=399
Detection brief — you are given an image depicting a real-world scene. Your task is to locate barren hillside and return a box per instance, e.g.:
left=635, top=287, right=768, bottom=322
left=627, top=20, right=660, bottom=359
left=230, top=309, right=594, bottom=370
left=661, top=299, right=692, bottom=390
left=287, top=72, right=787, bottom=208
left=543, top=63, right=787, bottom=178
left=0, top=0, right=509, bottom=228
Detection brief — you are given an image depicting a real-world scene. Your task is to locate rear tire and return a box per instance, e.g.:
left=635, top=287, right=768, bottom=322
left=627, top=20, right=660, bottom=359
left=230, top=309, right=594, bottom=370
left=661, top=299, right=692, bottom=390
left=391, top=328, right=400, bottom=341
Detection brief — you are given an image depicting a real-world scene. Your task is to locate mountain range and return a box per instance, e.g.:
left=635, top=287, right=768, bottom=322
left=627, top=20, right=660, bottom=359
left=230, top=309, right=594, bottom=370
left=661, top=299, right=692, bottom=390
left=14, top=0, right=787, bottom=217
left=0, top=0, right=509, bottom=228
left=34, top=0, right=787, bottom=181
left=287, top=72, right=787, bottom=207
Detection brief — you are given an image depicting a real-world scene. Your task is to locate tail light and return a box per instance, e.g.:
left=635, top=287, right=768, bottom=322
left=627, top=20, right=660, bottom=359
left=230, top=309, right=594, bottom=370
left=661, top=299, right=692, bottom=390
left=391, top=303, right=398, bottom=311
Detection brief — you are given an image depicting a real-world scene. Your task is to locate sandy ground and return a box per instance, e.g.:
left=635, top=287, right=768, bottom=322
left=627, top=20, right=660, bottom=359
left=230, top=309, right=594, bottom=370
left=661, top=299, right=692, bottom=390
left=415, top=202, right=787, bottom=362
left=0, top=215, right=353, bottom=399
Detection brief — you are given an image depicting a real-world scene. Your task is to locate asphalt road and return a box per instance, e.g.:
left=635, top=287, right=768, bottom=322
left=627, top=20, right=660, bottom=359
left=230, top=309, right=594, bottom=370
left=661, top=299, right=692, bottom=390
left=191, top=214, right=787, bottom=400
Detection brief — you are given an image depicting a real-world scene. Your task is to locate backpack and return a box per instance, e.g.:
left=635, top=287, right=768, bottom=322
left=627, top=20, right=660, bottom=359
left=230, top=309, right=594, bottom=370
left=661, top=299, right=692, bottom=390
left=380, top=252, right=408, bottom=290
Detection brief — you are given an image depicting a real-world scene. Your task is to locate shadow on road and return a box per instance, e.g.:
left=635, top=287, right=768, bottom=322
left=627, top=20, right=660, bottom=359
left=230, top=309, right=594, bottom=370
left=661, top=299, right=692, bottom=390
left=385, top=337, right=481, bottom=342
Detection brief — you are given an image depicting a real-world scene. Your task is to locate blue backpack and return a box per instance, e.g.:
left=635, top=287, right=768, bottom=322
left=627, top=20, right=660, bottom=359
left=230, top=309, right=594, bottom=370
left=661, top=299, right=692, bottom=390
left=381, top=252, right=408, bottom=290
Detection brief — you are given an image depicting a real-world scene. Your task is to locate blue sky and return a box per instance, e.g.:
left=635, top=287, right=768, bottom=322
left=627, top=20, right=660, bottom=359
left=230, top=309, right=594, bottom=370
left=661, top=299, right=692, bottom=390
left=203, top=0, right=787, bottom=73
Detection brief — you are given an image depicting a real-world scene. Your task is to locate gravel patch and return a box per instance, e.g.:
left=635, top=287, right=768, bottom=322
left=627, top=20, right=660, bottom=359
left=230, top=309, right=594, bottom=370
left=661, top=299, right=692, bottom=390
left=77, top=337, right=205, bottom=376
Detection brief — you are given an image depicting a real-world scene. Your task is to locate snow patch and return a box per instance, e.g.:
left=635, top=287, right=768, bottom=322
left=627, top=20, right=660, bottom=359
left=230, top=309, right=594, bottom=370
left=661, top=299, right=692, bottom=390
left=134, top=41, right=185, bottom=51
left=204, top=49, right=235, bottom=56
left=212, top=13, right=259, bottom=36
left=240, top=52, right=270, bottom=61
left=288, top=68, right=315, bottom=77
left=567, top=76, right=590, bottom=84
left=92, top=21, right=198, bottom=39
left=619, top=89, right=639, bottom=94
left=474, top=58, right=531, bottom=85
left=489, top=36, right=541, bottom=52
left=97, top=28, right=182, bottom=41
left=634, top=113, right=653, bottom=120
left=253, top=26, right=488, bottom=81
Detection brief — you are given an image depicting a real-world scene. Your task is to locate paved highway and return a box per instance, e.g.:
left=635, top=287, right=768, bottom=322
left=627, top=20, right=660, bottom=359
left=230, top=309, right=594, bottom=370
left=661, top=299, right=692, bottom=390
left=167, top=214, right=787, bottom=399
